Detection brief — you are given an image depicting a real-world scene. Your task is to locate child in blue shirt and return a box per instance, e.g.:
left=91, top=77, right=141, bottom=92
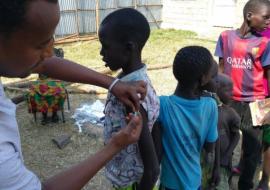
left=156, top=46, right=218, bottom=190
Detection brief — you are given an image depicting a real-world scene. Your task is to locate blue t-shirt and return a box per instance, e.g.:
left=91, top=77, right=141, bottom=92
left=158, top=95, right=218, bottom=190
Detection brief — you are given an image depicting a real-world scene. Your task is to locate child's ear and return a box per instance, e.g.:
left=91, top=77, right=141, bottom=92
left=246, top=12, right=253, bottom=21
left=126, top=41, right=138, bottom=52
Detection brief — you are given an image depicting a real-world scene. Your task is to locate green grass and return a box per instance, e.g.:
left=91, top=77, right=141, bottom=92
left=56, top=29, right=217, bottom=70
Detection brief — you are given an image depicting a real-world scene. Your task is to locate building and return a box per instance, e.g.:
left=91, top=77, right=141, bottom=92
left=161, top=0, right=248, bottom=36
left=55, top=0, right=249, bottom=38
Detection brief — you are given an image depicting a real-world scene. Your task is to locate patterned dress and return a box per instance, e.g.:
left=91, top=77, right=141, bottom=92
left=27, top=75, right=66, bottom=113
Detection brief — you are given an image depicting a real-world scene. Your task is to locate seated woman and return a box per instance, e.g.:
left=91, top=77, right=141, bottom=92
left=27, top=48, right=66, bottom=125
left=27, top=73, right=67, bottom=125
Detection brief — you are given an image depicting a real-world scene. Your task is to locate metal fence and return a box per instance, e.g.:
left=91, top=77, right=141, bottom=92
left=55, top=0, right=163, bottom=38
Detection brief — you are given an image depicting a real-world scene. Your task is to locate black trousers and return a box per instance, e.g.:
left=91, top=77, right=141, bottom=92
left=230, top=101, right=262, bottom=190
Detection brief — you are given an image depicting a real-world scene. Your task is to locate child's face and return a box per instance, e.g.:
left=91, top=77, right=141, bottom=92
left=248, top=4, right=270, bottom=32
left=202, top=61, right=218, bottom=92
left=218, top=82, right=233, bottom=104
left=0, top=1, right=59, bottom=78
left=98, top=24, right=129, bottom=71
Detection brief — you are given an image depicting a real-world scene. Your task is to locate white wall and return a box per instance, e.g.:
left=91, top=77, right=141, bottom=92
left=161, top=0, right=248, bottom=37
left=161, top=0, right=214, bottom=35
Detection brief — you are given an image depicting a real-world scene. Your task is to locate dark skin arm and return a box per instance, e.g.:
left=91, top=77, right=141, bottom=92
left=42, top=115, right=142, bottom=190
left=152, top=121, right=163, bottom=164
left=260, top=66, right=270, bottom=124
left=218, top=58, right=224, bottom=73
left=265, top=66, right=270, bottom=96
left=222, top=130, right=240, bottom=166
left=203, top=140, right=216, bottom=188
left=129, top=107, right=160, bottom=190
left=210, top=130, right=240, bottom=187
left=210, top=138, right=220, bottom=187
left=33, top=57, right=146, bottom=111
left=137, top=107, right=160, bottom=190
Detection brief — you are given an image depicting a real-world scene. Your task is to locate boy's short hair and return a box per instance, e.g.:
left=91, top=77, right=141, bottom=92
left=243, top=0, right=270, bottom=18
left=173, top=46, right=213, bottom=86
left=101, top=8, right=150, bottom=51
left=0, top=0, right=58, bottom=36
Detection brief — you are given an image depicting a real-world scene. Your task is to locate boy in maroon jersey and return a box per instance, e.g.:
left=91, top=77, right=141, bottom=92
left=215, top=0, right=270, bottom=189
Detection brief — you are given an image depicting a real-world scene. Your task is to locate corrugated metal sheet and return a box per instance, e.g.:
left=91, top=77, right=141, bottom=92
left=99, top=0, right=117, bottom=9
left=55, top=0, right=163, bottom=38
left=79, top=0, right=96, bottom=9
left=79, top=11, right=96, bottom=33
left=99, top=9, right=115, bottom=24
left=138, top=0, right=162, bottom=5
left=138, top=6, right=162, bottom=22
left=55, top=12, right=78, bottom=37
left=118, top=0, right=133, bottom=7
left=58, top=0, right=76, bottom=10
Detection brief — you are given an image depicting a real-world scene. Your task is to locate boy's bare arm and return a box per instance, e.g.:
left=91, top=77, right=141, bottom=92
left=223, top=110, right=240, bottom=165
left=265, top=66, right=270, bottom=96
left=137, top=107, right=160, bottom=190
left=152, top=121, right=163, bottom=163
left=211, top=138, right=220, bottom=186
left=224, top=130, right=240, bottom=160
left=218, top=58, right=224, bottom=73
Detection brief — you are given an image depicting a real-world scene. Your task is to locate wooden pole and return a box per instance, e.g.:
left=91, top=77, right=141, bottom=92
left=134, top=0, right=137, bottom=9
left=75, top=0, right=80, bottom=36
left=3, top=77, right=36, bottom=87
left=95, top=0, right=100, bottom=35
left=145, top=5, right=160, bottom=29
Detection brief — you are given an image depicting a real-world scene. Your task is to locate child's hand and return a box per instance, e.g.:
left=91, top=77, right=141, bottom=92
left=262, top=111, right=270, bottom=125
left=109, top=113, right=143, bottom=150
left=111, top=80, right=146, bottom=111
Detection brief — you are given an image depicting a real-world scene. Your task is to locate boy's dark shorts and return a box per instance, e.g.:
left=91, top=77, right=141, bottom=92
left=230, top=101, right=252, bottom=130
left=230, top=101, right=269, bottom=149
